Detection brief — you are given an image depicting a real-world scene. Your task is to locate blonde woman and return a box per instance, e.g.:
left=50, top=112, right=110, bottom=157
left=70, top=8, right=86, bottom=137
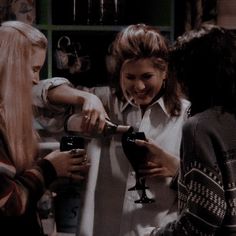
left=0, top=21, right=89, bottom=235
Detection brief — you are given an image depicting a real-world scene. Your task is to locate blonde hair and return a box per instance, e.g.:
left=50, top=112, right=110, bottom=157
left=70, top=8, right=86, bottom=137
left=0, top=21, right=47, bottom=172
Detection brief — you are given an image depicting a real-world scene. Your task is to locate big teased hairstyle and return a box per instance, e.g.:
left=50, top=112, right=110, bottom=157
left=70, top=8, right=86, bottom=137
left=0, top=21, right=47, bottom=172
left=106, top=24, right=182, bottom=116
left=170, top=24, right=236, bottom=116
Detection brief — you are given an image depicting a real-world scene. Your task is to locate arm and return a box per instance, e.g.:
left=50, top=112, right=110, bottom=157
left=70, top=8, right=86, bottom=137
left=0, top=146, right=89, bottom=216
left=150, top=119, right=226, bottom=235
left=33, top=77, right=109, bottom=134
left=47, top=84, right=108, bottom=132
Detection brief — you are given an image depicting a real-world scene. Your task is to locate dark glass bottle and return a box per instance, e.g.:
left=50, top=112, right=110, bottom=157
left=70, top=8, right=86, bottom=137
left=51, top=135, right=85, bottom=233
left=99, top=0, right=116, bottom=25
left=65, top=113, right=132, bottom=138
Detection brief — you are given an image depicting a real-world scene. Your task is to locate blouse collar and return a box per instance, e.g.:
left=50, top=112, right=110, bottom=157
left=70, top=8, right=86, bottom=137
left=120, top=96, right=170, bottom=117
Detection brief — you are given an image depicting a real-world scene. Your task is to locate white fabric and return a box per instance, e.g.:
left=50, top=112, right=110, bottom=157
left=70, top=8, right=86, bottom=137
left=79, top=86, right=190, bottom=236
left=78, top=139, right=101, bottom=236
left=33, top=79, right=190, bottom=236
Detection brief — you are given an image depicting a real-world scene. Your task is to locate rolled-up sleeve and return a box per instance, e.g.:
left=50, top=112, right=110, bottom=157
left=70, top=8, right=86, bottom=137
left=33, top=77, right=72, bottom=110
left=33, top=77, right=73, bottom=134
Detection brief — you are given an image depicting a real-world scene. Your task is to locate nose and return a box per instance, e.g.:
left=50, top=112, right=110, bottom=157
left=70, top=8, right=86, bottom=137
left=135, top=79, right=145, bottom=91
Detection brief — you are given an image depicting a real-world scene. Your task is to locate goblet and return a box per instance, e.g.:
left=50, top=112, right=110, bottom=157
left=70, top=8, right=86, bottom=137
left=122, top=131, right=155, bottom=204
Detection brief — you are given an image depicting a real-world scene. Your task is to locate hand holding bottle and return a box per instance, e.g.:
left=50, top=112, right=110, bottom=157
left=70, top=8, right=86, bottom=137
left=80, top=91, right=109, bottom=133
left=66, top=113, right=132, bottom=138
left=47, top=83, right=109, bottom=134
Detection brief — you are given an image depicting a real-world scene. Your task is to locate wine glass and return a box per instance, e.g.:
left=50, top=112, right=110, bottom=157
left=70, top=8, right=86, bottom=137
left=122, top=130, right=155, bottom=204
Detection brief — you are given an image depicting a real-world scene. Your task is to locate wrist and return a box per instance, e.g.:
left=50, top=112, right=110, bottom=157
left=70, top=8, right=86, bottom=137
left=165, top=154, right=179, bottom=177
left=38, top=159, right=57, bottom=187
left=76, top=90, right=87, bottom=105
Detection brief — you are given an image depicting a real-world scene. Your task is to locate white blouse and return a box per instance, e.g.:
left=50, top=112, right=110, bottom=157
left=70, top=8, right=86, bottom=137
left=33, top=78, right=190, bottom=236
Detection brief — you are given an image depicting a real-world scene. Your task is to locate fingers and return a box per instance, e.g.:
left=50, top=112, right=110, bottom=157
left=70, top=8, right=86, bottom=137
left=67, top=151, right=90, bottom=181
left=139, top=167, right=168, bottom=178
left=81, top=111, right=106, bottom=133
left=67, top=163, right=90, bottom=182
left=67, top=172, right=86, bottom=181
left=69, top=163, right=90, bottom=172
left=69, top=148, right=86, bottom=156
left=81, top=113, right=92, bottom=132
left=135, top=138, right=163, bottom=158
left=96, top=114, right=106, bottom=133
left=70, top=154, right=89, bottom=170
left=81, top=93, right=108, bottom=134
left=134, top=138, right=154, bottom=149
left=135, top=137, right=157, bottom=146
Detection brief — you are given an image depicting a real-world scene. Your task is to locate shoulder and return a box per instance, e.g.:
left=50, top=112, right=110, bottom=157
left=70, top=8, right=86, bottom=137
left=183, top=109, right=216, bottom=138
left=181, top=98, right=191, bottom=108
left=33, top=77, right=73, bottom=105
left=37, top=77, right=72, bottom=89
left=180, top=98, right=191, bottom=113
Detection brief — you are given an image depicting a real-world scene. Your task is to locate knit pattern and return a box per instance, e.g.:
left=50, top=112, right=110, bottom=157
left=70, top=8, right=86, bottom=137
left=154, top=110, right=236, bottom=236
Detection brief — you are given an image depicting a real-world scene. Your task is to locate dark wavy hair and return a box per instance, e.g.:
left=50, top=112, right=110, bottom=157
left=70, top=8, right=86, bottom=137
left=106, top=24, right=182, bottom=116
left=170, top=24, right=236, bottom=116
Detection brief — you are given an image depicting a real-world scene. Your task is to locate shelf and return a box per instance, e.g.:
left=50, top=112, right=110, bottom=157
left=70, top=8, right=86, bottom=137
left=36, top=24, right=172, bottom=32
left=36, top=0, right=175, bottom=84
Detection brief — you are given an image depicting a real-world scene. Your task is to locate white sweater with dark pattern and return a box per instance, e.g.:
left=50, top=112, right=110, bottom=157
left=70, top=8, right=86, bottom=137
left=152, top=107, right=236, bottom=236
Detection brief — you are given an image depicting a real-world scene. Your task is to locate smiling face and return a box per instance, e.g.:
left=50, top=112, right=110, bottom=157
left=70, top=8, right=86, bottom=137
left=30, top=46, right=46, bottom=85
left=120, top=58, right=167, bottom=107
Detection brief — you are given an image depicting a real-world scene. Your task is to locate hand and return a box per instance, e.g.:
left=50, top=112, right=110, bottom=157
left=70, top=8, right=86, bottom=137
left=135, top=139, right=179, bottom=178
left=44, top=149, right=90, bottom=181
left=47, top=84, right=109, bottom=134
left=80, top=92, right=109, bottom=134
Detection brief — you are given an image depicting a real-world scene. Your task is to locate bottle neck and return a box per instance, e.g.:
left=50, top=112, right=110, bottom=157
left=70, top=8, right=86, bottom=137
left=104, top=119, right=132, bottom=135
left=116, top=125, right=133, bottom=133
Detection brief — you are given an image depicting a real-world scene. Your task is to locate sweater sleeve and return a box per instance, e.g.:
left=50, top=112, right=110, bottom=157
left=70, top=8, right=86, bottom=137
left=152, top=118, right=227, bottom=236
left=0, top=144, right=57, bottom=216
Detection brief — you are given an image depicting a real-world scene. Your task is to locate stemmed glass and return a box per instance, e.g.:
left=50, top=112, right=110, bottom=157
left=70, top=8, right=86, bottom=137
left=122, top=130, right=155, bottom=204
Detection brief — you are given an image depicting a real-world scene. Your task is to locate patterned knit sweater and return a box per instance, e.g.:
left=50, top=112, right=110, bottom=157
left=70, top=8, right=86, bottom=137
left=153, top=107, right=236, bottom=236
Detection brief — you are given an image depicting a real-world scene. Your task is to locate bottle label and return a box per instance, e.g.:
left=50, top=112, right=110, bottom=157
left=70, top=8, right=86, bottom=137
left=54, top=187, right=81, bottom=233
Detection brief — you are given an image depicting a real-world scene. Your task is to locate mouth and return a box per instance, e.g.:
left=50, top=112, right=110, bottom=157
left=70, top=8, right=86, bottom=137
left=134, top=90, right=150, bottom=99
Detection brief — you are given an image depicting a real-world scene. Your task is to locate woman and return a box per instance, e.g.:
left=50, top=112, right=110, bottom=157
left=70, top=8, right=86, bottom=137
left=33, top=24, right=190, bottom=236
left=144, top=24, right=236, bottom=235
left=0, top=21, right=89, bottom=235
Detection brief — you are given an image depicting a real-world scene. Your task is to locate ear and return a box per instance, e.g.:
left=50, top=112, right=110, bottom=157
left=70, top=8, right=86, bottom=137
left=162, top=63, right=168, bottom=79
left=162, top=70, right=167, bottom=80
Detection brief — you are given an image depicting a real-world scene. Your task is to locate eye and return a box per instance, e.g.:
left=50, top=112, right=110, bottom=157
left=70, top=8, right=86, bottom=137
left=125, top=74, right=135, bottom=81
left=142, top=73, right=153, bottom=80
left=32, top=66, right=40, bottom=73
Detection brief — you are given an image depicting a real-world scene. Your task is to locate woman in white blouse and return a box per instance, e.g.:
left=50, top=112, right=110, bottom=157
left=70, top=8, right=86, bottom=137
left=33, top=24, right=190, bottom=236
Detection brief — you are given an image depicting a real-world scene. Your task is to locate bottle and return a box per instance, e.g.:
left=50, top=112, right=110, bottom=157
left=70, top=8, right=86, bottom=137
left=37, top=190, right=55, bottom=235
left=65, top=113, right=133, bottom=138
left=99, top=0, right=116, bottom=25
left=50, top=135, right=84, bottom=234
